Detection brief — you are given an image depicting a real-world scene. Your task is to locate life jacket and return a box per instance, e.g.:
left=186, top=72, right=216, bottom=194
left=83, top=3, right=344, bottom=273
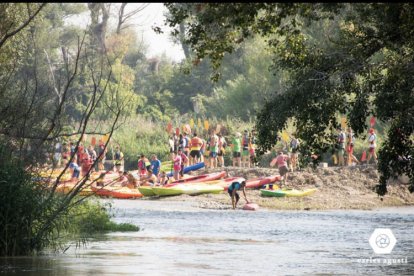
left=138, top=159, right=146, bottom=170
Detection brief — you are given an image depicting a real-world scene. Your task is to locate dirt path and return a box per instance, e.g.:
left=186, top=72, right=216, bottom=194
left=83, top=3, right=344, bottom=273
left=144, top=164, right=414, bottom=211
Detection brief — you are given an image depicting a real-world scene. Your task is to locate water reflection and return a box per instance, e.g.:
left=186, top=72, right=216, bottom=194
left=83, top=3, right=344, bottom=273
left=1, top=201, right=413, bottom=275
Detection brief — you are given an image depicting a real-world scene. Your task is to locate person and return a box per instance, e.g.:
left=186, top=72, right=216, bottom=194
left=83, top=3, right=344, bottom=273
left=113, top=146, right=124, bottom=172
left=126, top=172, right=138, bottom=189
left=118, top=171, right=129, bottom=187
left=158, top=171, right=170, bottom=186
left=336, top=128, right=346, bottom=166
left=88, top=145, right=97, bottom=171
left=241, top=130, right=251, bottom=168
left=199, top=137, right=206, bottom=163
left=178, top=148, right=189, bottom=177
left=69, top=156, right=81, bottom=181
left=289, top=134, right=300, bottom=171
left=367, top=128, right=378, bottom=164
left=231, top=132, right=242, bottom=167
left=183, top=132, right=190, bottom=157
left=138, top=154, right=148, bottom=176
left=189, top=133, right=203, bottom=165
left=249, top=130, right=257, bottom=168
left=172, top=151, right=182, bottom=180
left=208, top=132, right=219, bottom=168
left=96, top=172, right=107, bottom=187
left=62, top=142, right=70, bottom=167
left=168, top=136, right=175, bottom=159
left=150, top=154, right=161, bottom=178
left=53, top=140, right=62, bottom=168
left=140, top=169, right=158, bottom=186
left=227, top=179, right=249, bottom=210
left=217, top=133, right=227, bottom=167
left=178, top=134, right=184, bottom=152
left=97, top=142, right=107, bottom=171
left=346, top=127, right=359, bottom=166
left=270, top=151, right=290, bottom=186
left=173, top=133, right=180, bottom=153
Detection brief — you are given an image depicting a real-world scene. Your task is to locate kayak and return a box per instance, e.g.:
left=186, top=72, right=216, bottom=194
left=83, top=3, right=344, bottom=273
left=244, top=175, right=281, bottom=189
left=180, top=184, right=224, bottom=195
left=152, top=185, right=185, bottom=196
left=166, top=162, right=205, bottom=177
left=260, top=188, right=317, bottom=197
left=55, top=182, right=94, bottom=196
left=91, top=184, right=143, bottom=199
left=138, top=186, right=156, bottom=197
left=108, top=187, right=143, bottom=199
left=165, top=171, right=226, bottom=187
left=152, top=183, right=223, bottom=197
left=214, top=175, right=281, bottom=191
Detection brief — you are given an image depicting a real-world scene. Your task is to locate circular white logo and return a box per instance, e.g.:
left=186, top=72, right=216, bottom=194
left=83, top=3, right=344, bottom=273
left=369, top=228, right=397, bottom=254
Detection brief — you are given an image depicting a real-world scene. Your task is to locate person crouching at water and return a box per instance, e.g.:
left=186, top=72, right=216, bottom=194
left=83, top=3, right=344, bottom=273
left=158, top=171, right=170, bottom=186
left=228, top=179, right=249, bottom=210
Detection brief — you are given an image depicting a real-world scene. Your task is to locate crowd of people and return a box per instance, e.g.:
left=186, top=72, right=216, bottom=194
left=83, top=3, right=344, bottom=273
left=49, top=126, right=378, bottom=189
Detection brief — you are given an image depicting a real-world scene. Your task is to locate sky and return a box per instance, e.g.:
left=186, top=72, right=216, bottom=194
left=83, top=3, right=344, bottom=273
left=66, top=3, right=185, bottom=62
left=132, top=3, right=185, bottom=62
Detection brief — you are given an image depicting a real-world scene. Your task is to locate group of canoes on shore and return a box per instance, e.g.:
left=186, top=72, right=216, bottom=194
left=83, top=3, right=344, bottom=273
left=37, top=161, right=317, bottom=200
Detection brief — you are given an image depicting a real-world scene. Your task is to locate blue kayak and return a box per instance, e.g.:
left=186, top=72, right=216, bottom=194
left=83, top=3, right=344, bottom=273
left=167, top=162, right=205, bottom=177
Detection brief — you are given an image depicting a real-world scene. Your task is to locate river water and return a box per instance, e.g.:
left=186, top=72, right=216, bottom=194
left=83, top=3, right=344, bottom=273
left=1, top=200, right=413, bottom=275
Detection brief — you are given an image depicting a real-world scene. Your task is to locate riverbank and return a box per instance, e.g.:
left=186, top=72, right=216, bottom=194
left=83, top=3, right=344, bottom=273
left=143, top=164, right=414, bottom=211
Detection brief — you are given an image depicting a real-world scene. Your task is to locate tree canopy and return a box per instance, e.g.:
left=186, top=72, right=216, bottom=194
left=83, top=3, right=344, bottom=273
left=163, top=3, right=414, bottom=195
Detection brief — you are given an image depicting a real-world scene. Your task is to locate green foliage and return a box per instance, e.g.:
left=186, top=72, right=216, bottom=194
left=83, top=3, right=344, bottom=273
left=68, top=200, right=139, bottom=234
left=164, top=3, right=414, bottom=194
left=111, top=117, right=170, bottom=169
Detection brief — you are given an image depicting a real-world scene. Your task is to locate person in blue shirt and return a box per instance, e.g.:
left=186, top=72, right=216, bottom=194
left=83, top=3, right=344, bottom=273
left=228, top=179, right=249, bottom=209
left=150, top=154, right=161, bottom=178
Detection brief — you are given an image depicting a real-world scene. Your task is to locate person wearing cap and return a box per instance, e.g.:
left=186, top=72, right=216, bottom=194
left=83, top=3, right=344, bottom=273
left=367, top=128, right=378, bottom=164
left=227, top=179, right=249, bottom=209
left=231, top=132, right=242, bottom=167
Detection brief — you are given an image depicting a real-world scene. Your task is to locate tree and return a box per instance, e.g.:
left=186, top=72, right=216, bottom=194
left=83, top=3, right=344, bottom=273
left=0, top=3, right=134, bottom=255
left=163, top=3, right=414, bottom=195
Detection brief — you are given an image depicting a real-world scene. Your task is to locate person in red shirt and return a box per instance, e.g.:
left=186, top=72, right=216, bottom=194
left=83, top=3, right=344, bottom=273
left=172, top=151, right=182, bottom=180
left=178, top=149, right=189, bottom=177
left=189, top=133, right=202, bottom=165
left=270, top=151, right=290, bottom=186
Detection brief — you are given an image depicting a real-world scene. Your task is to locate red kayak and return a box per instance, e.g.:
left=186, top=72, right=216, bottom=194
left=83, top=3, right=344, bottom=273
left=91, top=184, right=143, bottom=199
left=221, top=175, right=281, bottom=191
left=165, top=171, right=227, bottom=187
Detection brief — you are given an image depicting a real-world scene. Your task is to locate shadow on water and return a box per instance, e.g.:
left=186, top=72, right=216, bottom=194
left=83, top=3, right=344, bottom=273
left=1, top=200, right=414, bottom=275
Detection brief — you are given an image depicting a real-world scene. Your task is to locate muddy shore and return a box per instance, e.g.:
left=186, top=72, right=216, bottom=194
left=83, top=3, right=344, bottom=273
left=141, top=164, right=414, bottom=211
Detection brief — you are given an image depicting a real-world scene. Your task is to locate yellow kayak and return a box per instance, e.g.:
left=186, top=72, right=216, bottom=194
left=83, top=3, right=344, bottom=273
left=260, top=188, right=317, bottom=197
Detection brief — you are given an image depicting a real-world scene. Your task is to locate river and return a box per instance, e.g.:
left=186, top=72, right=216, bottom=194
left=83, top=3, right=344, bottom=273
left=1, top=199, right=413, bottom=275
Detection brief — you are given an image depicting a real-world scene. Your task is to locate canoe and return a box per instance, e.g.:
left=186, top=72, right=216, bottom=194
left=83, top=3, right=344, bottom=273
left=260, top=188, right=317, bottom=197
left=166, top=162, right=205, bottom=177
left=138, top=186, right=156, bottom=197
left=165, top=171, right=226, bottom=187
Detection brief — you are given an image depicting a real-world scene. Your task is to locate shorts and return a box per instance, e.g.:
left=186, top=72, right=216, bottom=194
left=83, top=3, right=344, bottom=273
left=209, top=151, right=217, bottom=158
left=369, top=147, right=375, bottom=154
left=337, top=149, right=344, bottom=156
left=190, top=150, right=201, bottom=159
left=233, top=152, right=241, bottom=158
left=72, top=169, right=80, bottom=178
left=278, top=166, right=288, bottom=177
left=228, top=190, right=240, bottom=201
left=218, top=150, right=224, bottom=157
left=242, top=150, right=249, bottom=157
